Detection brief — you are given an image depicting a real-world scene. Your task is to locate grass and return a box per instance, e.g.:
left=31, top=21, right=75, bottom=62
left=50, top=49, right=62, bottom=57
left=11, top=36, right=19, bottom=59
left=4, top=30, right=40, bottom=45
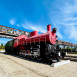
left=69, top=52, right=77, bottom=54
left=0, top=49, right=5, bottom=50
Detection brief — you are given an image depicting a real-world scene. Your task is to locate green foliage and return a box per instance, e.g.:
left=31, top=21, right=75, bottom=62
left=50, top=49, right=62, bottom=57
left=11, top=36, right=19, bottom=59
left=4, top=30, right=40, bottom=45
left=70, top=52, right=77, bottom=54
left=0, top=43, right=5, bottom=49
left=1, top=43, right=3, bottom=46
left=0, top=49, right=5, bottom=50
left=66, top=47, right=70, bottom=49
left=65, top=46, right=76, bottom=50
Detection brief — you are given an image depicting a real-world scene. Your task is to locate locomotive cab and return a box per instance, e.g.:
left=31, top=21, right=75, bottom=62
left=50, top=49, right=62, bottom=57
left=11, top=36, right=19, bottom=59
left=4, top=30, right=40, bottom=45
left=14, top=38, right=19, bottom=48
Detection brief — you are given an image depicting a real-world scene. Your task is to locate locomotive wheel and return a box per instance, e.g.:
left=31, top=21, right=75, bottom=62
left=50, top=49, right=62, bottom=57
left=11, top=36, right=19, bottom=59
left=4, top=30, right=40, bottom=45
left=55, top=53, right=60, bottom=62
left=31, top=56, right=35, bottom=59
left=36, top=57, right=42, bottom=60
left=45, top=44, right=60, bottom=62
left=5, top=50, right=8, bottom=53
left=45, top=45, right=52, bottom=60
left=61, top=52, right=66, bottom=59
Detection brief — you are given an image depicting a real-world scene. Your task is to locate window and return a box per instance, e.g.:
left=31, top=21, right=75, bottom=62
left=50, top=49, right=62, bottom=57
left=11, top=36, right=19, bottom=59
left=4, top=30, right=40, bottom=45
left=14, top=39, right=17, bottom=42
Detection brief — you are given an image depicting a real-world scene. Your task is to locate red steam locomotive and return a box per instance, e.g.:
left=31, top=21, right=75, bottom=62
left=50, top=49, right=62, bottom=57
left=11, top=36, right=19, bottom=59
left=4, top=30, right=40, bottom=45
left=5, top=24, right=65, bottom=63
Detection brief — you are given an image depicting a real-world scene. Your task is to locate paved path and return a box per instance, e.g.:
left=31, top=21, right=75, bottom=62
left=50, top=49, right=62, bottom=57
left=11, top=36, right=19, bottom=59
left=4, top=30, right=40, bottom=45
left=0, top=53, right=77, bottom=77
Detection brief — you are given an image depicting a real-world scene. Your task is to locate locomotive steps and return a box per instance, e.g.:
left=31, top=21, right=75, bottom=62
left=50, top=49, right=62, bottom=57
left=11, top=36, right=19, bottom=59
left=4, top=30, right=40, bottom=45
left=51, top=60, right=70, bottom=67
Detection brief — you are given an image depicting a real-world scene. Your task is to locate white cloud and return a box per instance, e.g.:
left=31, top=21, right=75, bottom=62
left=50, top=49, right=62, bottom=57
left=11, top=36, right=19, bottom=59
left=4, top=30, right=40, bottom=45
left=69, top=26, right=77, bottom=41
left=21, top=22, right=47, bottom=33
left=62, top=1, right=77, bottom=41
left=62, top=22, right=77, bottom=26
left=30, top=26, right=47, bottom=33
left=48, top=0, right=77, bottom=41
left=9, top=19, right=16, bottom=25
left=63, top=1, right=77, bottom=14
left=64, top=17, right=77, bottom=21
left=21, top=22, right=63, bottom=39
left=53, top=24, right=63, bottom=39
left=0, top=38, right=12, bottom=45
left=70, top=30, right=77, bottom=40
left=0, top=40, right=7, bottom=44
left=16, top=24, right=20, bottom=27
left=56, top=32, right=63, bottom=39
left=9, top=19, right=21, bottom=27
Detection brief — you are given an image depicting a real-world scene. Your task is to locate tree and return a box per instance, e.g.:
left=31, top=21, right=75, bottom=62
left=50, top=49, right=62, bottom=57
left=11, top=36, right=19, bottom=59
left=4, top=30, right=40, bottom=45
left=66, top=46, right=70, bottom=49
left=1, top=43, right=3, bottom=49
left=1, top=43, right=3, bottom=46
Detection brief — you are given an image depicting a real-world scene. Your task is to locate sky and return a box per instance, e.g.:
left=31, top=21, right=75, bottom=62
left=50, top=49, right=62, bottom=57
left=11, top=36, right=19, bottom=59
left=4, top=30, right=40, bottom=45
left=0, top=0, right=77, bottom=44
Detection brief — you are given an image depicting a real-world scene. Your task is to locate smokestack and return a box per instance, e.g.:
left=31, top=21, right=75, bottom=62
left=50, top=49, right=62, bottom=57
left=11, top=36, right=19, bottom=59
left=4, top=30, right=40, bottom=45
left=52, top=28, right=57, bottom=33
left=47, top=24, right=51, bottom=32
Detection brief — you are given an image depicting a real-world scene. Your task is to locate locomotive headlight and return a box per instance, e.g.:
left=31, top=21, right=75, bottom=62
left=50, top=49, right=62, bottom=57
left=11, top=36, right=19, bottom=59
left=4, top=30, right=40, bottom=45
left=66, top=52, right=67, bottom=55
left=58, top=52, right=60, bottom=56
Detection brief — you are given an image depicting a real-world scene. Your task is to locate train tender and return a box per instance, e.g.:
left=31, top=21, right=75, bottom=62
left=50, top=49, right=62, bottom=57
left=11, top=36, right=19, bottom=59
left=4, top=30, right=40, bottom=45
left=5, top=24, right=65, bottom=63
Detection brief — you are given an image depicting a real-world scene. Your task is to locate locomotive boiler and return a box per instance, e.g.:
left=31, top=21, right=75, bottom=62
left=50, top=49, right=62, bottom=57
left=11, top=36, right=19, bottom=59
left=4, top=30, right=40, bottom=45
left=5, top=24, right=65, bottom=63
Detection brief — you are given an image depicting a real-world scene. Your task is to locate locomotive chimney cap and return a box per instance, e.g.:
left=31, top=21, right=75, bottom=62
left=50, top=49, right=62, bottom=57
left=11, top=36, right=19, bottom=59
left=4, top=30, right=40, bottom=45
left=47, top=24, right=51, bottom=32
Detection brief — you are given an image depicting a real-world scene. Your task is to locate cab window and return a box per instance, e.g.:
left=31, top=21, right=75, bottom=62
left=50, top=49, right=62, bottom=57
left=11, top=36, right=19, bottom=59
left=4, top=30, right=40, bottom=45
left=14, top=39, right=17, bottom=42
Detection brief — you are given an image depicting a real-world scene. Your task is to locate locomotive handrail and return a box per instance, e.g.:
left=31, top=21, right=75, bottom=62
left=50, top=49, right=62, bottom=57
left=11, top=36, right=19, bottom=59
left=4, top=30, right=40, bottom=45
left=33, top=37, right=47, bottom=44
left=25, top=37, right=47, bottom=45
left=39, top=38, right=40, bottom=44
left=19, top=36, right=47, bottom=46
